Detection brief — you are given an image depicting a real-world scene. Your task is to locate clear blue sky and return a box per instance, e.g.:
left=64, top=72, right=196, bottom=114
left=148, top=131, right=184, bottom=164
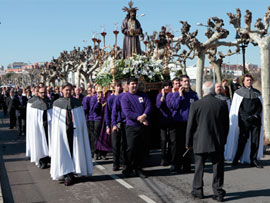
left=0, top=0, right=269, bottom=68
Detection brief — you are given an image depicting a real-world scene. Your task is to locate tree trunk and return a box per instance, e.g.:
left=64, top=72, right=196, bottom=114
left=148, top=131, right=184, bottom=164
left=260, top=39, right=270, bottom=141
left=76, top=71, right=81, bottom=87
left=212, top=62, right=222, bottom=84
left=182, top=61, right=187, bottom=75
left=196, top=52, right=205, bottom=98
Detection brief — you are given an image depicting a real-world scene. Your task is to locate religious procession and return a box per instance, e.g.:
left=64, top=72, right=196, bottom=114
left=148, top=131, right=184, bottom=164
left=0, top=1, right=270, bottom=203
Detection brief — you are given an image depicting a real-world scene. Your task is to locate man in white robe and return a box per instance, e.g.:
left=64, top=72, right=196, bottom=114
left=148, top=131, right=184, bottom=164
left=26, top=86, right=40, bottom=158
left=225, top=74, right=264, bottom=168
left=50, top=83, right=93, bottom=186
left=30, top=87, right=53, bottom=168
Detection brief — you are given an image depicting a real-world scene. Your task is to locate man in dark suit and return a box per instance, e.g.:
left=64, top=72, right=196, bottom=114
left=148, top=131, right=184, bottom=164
left=186, top=81, right=229, bottom=202
left=13, top=89, right=28, bottom=136
left=6, top=90, right=16, bottom=129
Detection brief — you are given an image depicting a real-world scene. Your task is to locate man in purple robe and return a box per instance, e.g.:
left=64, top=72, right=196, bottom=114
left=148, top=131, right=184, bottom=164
left=121, top=1, right=143, bottom=58
left=165, top=77, right=180, bottom=172
left=90, top=88, right=104, bottom=160
left=156, top=81, right=173, bottom=166
left=121, top=77, right=152, bottom=178
left=111, top=80, right=129, bottom=171
left=106, top=82, right=123, bottom=171
left=96, top=90, right=112, bottom=160
left=169, top=75, right=199, bottom=174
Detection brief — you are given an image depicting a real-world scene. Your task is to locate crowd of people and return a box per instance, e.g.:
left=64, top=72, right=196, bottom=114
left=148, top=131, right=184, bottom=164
left=0, top=73, right=264, bottom=202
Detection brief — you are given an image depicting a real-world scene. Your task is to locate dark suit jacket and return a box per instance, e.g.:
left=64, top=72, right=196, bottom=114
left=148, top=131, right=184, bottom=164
left=186, top=94, right=229, bottom=154
left=13, top=95, right=28, bottom=119
left=6, top=96, right=16, bottom=114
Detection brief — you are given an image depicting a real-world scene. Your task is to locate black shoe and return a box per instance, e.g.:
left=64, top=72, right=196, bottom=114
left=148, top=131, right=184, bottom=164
left=182, top=166, right=192, bottom=173
left=95, top=154, right=101, bottom=160
left=9, top=127, right=14, bottom=129
left=212, top=195, right=224, bottom=202
left=191, top=191, right=204, bottom=199
left=232, top=159, right=238, bottom=166
left=64, top=176, right=72, bottom=186
left=251, top=160, right=263, bottom=168
left=101, top=155, right=108, bottom=160
left=170, top=165, right=180, bottom=174
left=122, top=169, right=134, bottom=177
left=113, top=165, right=120, bottom=171
left=135, top=169, right=147, bottom=178
left=160, top=159, right=169, bottom=166
left=64, top=174, right=74, bottom=186
left=38, top=161, right=47, bottom=169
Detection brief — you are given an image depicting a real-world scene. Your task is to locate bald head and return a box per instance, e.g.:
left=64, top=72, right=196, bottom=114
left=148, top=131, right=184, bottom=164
left=202, top=81, right=214, bottom=96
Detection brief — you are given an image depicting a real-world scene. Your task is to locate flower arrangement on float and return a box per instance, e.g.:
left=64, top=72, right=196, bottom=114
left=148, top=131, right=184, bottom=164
left=94, top=55, right=166, bottom=88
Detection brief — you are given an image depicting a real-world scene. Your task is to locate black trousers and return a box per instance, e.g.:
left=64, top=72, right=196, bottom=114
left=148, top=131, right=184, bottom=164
left=193, top=152, right=224, bottom=197
left=2, top=102, right=7, bottom=115
left=16, top=112, right=26, bottom=135
left=93, top=120, right=102, bottom=154
left=112, top=122, right=127, bottom=167
left=234, top=124, right=261, bottom=163
left=125, top=125, right=147, bottom=171
left=178, top=122, right=191, bottom=170
left=9, top=110, right=16, bottom=128
left=88, top=121, right=95, bottom=155
left=168, top=124, right=179, bottom=166
left=168, top=122, right=190, bottom=169
left=160, top=126, right=171, bottom=162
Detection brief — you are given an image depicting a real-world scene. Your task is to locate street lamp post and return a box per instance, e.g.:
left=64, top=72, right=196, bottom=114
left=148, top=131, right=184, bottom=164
left=240, top=44, right=247, bottom=75
left=235, top=32, right=249, bottom=75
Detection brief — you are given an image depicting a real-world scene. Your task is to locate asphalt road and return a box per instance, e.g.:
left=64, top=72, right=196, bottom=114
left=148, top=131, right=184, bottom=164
left=1, top=110, right=270, bottom=203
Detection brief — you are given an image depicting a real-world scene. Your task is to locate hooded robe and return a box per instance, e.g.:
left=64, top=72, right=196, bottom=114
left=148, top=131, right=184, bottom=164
left=26, top=96, right=39, bottom=157
left=30, top=97, right=53, bottom=165
left=50, top=97, right=93, bottom=180
left=224, top=87, right=264, bottom=163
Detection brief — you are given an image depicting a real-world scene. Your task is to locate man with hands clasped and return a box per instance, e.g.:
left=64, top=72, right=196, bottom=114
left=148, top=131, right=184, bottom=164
left=121, top=77, right=152, bottom=178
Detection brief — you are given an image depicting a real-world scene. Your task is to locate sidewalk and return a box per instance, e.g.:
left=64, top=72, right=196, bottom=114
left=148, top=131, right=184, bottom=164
left=0, top=110, right=18, bottom=203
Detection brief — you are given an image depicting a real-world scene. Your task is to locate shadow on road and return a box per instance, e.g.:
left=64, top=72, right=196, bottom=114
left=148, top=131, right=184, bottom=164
left=225, top=188, right=270, bottom=201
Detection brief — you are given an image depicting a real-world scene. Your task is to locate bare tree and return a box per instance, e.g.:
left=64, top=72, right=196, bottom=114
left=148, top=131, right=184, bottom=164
left=177, top=18, right=238, bottom=97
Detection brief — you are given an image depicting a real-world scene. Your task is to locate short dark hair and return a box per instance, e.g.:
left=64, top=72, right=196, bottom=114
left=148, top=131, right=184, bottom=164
left=172, top=77, right=180, bottom=83
left=242, top=74, right=253, bottom=84
left=127, top=77, right=138, bottom=84
left=62, top=83, right=73, bottom=89
left=180, top=75, right=189, bottom=81
left=162, top=81, right=171, bottom=88
left=115, top=81, right=122, bottom=87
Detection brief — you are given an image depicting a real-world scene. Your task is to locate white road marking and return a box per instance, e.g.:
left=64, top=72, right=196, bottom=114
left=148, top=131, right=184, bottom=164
left=95, top=162, right=156, bottom=203
left=139, top=195, right=156, bottom=203
left=111, top=174, right=134, bottom=189
left=95, top=164, right=105, bottom=170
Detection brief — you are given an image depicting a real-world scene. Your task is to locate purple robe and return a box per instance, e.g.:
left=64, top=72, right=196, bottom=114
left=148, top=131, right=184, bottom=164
left=121, top=91, right=152, bottom=127
left=156, top=92, right=173, bottom=127
left=82, top=96, right=91, bottom=118
left=169, top=90, right=199, bottom=122
left=112, top=92, right=126, bottom=126
left=121, top=17, right=143, bottom=59
left=96, top=92, right=112, bottom=152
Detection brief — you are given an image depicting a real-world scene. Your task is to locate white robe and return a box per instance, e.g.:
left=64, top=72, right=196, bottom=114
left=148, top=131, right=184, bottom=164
left=26, top=103, right=34, bottom=157
left=50, top=106, right=93, bottom=180
left=224, top=93, right=264, bottom=163
left=30, top=108, right=52, bottom=165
